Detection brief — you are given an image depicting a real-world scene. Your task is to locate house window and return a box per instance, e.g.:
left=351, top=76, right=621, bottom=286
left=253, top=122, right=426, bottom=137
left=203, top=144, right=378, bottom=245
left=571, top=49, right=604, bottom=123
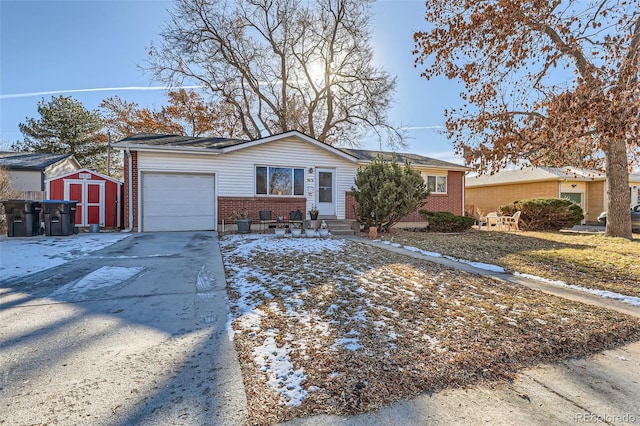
left=256, top=166, right=305, bottom=196
left=425, top=175, right=447, bottom=193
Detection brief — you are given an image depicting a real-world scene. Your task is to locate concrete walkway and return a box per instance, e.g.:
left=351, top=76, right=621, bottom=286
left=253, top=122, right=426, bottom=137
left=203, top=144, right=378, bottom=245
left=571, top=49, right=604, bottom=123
left=346, top=235, right=640, bottom=320
left=279, top=235, right=640, bottom=425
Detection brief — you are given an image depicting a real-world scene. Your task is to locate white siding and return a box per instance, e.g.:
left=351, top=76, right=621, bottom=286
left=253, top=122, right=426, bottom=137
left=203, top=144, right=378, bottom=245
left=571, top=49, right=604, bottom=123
left=44, top=158, right=81, bottom=180
left=137, top=136, right=359, bottom=219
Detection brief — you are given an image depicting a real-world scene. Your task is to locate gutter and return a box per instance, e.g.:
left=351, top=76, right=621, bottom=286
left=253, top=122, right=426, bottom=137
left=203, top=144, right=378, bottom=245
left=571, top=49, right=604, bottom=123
left=114, top=144, right=222, bottom=155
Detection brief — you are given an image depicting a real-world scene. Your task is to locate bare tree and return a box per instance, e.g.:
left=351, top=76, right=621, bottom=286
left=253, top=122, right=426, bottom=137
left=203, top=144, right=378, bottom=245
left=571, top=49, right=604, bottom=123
left=414, top=0, right=640, bottom=239
left=146, top=0, right=402, bottom=147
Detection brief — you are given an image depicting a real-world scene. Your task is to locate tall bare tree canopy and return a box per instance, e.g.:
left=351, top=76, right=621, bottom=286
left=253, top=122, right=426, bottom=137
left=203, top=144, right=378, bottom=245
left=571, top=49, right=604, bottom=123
left=147, top=0, right=401, bottom=147
left=100, top=89, right=242, bottom=139
left=414, top=0, right=640, bottom=239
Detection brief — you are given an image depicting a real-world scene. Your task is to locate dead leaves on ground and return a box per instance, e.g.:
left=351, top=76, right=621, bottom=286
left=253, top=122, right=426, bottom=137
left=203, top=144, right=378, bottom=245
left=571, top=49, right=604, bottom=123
left=220, top=235, right=640, bottom=425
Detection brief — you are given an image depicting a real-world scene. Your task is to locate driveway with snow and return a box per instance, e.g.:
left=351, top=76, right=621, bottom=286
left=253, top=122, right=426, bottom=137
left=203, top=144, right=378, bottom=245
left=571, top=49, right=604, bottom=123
left=0, top=232, right=247, bottom=425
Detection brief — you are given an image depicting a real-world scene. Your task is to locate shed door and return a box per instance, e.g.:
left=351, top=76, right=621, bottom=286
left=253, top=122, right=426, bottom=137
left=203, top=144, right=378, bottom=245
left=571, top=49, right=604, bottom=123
left=65, top=179, right=105, bottom=226
left=142, top=172, right=216, bottom=232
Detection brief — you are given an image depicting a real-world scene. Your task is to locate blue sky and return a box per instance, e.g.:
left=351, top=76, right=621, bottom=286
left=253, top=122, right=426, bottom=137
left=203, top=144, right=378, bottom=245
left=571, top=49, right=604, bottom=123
left=0, top=0, right=464, bottom=164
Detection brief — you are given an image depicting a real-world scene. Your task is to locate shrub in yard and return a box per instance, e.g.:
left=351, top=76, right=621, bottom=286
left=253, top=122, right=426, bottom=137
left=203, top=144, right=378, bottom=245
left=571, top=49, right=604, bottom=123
left=419, top=210, right=475, bottom=232
left=499, top=197, right=584, bottom=231
left=352, top=155, right=430, bottom=232
left=0, top=167, right=19, bottom=235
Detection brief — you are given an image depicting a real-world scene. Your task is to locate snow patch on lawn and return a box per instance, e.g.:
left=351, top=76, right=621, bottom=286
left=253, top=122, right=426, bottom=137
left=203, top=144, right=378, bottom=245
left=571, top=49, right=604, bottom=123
left=444, top=256, right=506, bottom=273
left=514, top=272, right=640, bottom=308
left=253, top=333, right=308, bottom=407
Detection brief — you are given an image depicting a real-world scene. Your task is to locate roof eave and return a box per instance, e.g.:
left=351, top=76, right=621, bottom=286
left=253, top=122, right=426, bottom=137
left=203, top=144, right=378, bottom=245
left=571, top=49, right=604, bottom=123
left=466, top=175, right=607, bottom=187
left=113, top=143, right=222, bottom=155
left=355, top=158, right=471, bottom=172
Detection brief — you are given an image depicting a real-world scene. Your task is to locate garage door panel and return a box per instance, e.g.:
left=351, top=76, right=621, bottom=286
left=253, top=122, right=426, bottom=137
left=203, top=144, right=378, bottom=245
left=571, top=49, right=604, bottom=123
left=142, top=173, right=216, bottom=232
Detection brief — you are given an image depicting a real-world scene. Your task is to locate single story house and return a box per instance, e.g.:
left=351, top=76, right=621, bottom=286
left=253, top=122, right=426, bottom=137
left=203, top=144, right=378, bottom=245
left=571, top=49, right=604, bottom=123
left=465, top=166, right=640, bottom=225
left=0, top=152, right=81, bottom=199
left=113, top=131, right=470, bottom=232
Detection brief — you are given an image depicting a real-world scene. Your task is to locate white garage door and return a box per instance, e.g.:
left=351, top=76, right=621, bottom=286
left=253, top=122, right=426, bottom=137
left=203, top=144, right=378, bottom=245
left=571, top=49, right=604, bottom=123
left=142, top=173, right=216, bottom=232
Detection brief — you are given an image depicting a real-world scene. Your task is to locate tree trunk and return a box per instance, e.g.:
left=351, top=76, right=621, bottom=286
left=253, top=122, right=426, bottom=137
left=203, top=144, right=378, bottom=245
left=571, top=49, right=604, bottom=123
left=605, top=139, right=632, bottom=239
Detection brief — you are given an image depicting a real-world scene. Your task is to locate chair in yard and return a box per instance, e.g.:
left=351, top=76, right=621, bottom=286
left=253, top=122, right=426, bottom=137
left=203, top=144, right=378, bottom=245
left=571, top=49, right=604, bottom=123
left=474, top=207, right=487, bottom=229
left=259, top=210, right=277, bottom=233
left=502, top=210, right=521, bottom=231
left=288, top=209, right=304, bottom=229
left=485, top=212, right=501, bottom=229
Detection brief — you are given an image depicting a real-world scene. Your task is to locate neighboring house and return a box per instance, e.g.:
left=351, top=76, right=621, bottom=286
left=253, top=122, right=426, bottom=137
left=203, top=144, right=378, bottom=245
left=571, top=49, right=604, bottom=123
left=465, top=166, right=640, bottom=225
left=0, top=152, right=81, bottom=199
left=113, top=131, right=470, bottom=232
left=46, top=168, right=123, bottom=228
left=634, top=175, right=640, bottom=206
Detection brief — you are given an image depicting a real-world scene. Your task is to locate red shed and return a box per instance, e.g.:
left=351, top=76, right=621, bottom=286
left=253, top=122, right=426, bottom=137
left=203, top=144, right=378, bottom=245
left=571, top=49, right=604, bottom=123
left=46, top=168, right=123, bottom=228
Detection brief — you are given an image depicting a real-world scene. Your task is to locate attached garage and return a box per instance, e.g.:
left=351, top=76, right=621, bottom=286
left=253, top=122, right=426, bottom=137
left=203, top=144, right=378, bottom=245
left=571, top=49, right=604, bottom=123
left=141, top=172, right=216, bottom=232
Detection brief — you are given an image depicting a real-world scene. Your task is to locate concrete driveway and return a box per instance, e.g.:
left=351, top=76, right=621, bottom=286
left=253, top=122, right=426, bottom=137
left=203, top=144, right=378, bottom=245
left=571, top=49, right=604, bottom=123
left=0, top=231, right=247, bottom=425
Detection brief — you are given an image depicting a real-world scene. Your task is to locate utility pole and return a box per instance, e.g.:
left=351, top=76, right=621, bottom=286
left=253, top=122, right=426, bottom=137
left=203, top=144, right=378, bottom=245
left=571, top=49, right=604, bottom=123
left=107, top=131, right=111, bottom=176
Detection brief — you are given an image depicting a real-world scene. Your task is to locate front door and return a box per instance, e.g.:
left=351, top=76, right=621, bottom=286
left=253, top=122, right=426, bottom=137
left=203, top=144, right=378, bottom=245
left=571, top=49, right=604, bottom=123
left=316, top=169, right=335, bottom=217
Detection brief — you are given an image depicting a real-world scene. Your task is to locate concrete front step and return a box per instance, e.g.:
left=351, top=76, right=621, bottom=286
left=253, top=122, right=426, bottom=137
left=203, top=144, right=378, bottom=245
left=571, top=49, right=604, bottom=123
left=323, top=219, right=356, bottom=236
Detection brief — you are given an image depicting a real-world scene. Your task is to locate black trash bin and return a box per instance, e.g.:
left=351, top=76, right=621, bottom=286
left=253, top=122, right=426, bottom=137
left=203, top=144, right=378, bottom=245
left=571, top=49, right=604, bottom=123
left=41, top=200, right=78, bottom=236
left=2, top=200, right=42, bottom=237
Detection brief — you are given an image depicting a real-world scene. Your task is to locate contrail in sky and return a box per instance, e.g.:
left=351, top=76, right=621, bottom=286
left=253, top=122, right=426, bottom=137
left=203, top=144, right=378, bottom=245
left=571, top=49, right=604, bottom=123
left=402, top=125, right=445, bottom=130
left=0, top=86, right=203, bottom=100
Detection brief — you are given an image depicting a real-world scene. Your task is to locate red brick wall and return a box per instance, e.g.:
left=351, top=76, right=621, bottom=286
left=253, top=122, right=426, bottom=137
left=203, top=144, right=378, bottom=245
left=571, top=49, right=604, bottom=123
left=123, top=150, right=138, bottom=229
left=426, top=171, right=464, bottom=215
left=218, top=197, right=307, bottom=224
left=345, top=170, right=465, bottom=222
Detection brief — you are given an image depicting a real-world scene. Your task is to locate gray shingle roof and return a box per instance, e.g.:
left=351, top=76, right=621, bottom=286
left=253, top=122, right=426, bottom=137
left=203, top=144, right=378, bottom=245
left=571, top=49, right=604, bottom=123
left=339, top=148, right=468, bottom=170
left=114, top=132, right=468, bottom=170
left=0, top=152, right=73, bottom=170
left=466, top=166, right=607, bottom=187
left=114, top=133, right=249, bottom=150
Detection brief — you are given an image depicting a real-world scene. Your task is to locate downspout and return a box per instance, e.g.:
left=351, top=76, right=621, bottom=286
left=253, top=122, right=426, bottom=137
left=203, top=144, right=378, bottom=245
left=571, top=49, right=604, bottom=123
left=124, top=147, right=134, bottom=232
left=462, top=172, right=466, bottom=216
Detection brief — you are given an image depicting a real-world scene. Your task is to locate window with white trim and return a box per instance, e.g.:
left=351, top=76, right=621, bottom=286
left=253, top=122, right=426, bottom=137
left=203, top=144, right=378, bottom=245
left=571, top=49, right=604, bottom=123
left=425, top=175, right=447, bottom=193
left=256, top=166, right=304, bottom=196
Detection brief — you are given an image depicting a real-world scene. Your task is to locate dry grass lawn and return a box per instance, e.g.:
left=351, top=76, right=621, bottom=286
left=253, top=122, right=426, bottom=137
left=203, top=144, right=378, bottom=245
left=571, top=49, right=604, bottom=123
left=220, top=234, right=640, bottom=425
left=386, top=229, right=640, bottom=298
